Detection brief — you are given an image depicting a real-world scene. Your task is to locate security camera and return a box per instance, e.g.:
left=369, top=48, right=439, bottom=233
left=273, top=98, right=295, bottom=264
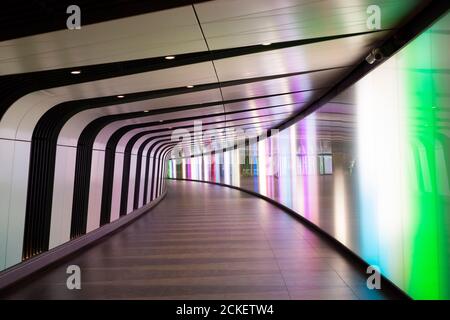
left=365, top=48, right=384, bottom=64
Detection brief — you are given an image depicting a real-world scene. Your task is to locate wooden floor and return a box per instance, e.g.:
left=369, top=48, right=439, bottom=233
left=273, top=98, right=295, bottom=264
left=0, top=180, right=404, bottom=300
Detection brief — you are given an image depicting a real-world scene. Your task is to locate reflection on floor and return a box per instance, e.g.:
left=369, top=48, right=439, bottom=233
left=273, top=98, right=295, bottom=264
left=0, top=180, right=405, bottom=300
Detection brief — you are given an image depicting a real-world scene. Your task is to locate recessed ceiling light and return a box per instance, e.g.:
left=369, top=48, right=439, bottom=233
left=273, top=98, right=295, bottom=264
left=143, top=110, right=149, bottom=113
left=71, top=70, right=81, bottom=74
left=117, top=95, right=125, bottom=98
left=165, top=56, right=175, bottom=60
left=261, top=42, right=272, bottom=46
left=159, top=120, right=164, bottom=122
left=186, top=85, right=194, bottom=88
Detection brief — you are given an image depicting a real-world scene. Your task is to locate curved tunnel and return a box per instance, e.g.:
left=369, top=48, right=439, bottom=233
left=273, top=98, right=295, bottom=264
left=0, top=0, right=449, bottom=300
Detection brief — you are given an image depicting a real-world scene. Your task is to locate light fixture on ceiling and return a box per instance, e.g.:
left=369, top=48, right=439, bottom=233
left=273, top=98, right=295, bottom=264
left=117, top=95, right=125, bottom=98
left=261, top=42, right=272, bottom=46
left=70, top=70, right=81, bottom=74
left=165, top=55, right=175, bottom=60
left=186, top=85, right=194, bottom=88
left=143, top=110, right=149, bottom=113
left=159, top=120, right=164, bottom=122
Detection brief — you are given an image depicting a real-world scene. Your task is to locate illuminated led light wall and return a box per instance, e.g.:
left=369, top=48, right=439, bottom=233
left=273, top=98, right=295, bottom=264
left=355, top=13, right=449, bottom=298
left=398, top=17, right=449, bottom=298
left=168, top=13, right=449, bottom=299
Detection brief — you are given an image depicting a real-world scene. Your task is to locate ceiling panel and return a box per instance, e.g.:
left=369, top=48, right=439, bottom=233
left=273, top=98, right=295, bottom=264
left=224, top=104, right=299, bottom=120
left=0, top=6, right=206, bottom=75
left=47, top=62, right=218, bottom=98
left=213, top=32, right=388, bottom=82
left=220, top=67, right=344, bottom=100
left=221, top=112, right=292, bottom=125
left=223, top=90, right=322, bottom=112
left=86, top=88, right=223, bottom=116
left=195, top=0, right=426, bottom=50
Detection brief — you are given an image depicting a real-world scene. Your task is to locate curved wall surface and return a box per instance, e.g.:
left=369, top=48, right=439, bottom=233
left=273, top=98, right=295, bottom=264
left=0, top=52, right=189, bottom=273
left=168, top=12, right=450, bottom=300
